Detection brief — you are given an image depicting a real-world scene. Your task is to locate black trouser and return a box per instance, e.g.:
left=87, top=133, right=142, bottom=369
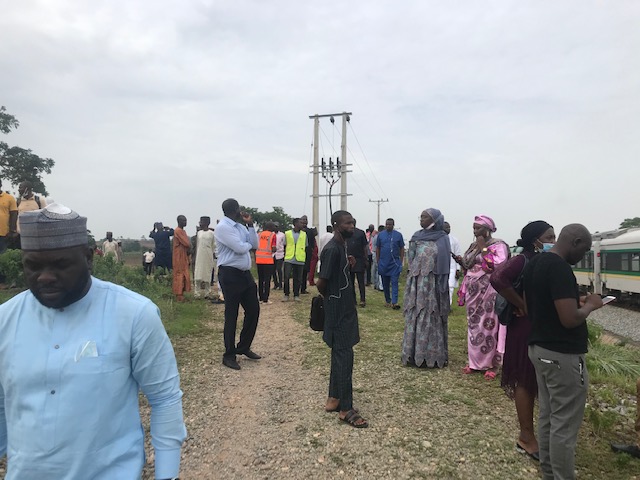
left=257, top=263, right=275, bottom=302
left=273, top=258, right=284, bottom=288
left=329, top=346, right=354, bottom=411
left=350, top=271, right=366, bottom=303
left=366, top=254, right=373, bottom=284
left=144, top=262, right=153, bottom=275
left=218, top=266, right=260, bottom=358
left=283, top=262, right=304, bottom=297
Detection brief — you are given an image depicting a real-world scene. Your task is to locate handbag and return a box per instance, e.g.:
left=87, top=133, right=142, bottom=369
left=309, top=295, right=325, bottom=331
left=495, top=256, right=528, bottom=326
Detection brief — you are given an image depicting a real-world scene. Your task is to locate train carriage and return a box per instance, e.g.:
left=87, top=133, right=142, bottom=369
left=574, top=228, right=640, bottom=297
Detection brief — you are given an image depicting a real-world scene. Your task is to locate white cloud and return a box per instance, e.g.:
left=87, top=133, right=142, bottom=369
left=1, top=0, right=639, bottom=246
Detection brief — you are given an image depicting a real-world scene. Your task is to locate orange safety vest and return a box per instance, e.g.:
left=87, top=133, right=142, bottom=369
left=255, top=231, right=275, bottom=264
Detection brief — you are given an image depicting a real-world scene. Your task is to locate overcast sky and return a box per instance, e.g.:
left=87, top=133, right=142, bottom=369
left=1, top=0, right=639, bottom=247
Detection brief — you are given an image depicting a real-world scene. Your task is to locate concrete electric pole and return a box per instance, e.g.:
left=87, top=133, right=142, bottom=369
left=308, top=112, right=352, bottom=232
left=369, top=198, right=389, bottom=228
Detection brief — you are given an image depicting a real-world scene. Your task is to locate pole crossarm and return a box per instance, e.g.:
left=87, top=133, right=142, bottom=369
left=308, top=112, right=352, bottom=119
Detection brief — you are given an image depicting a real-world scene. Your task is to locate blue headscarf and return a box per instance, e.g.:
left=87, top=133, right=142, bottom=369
left=410, top=208, right=451, bottom=281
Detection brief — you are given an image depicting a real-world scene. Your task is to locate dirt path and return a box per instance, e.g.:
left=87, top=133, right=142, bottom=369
left=140, top=298, right=543, bottom=480
left=161, top=299, right=338, bottom=480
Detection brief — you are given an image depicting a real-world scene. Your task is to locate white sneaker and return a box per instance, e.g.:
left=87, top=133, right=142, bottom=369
left=294, top=296, right=301, bottom=302
left=282, top=296, right=290, bottom=302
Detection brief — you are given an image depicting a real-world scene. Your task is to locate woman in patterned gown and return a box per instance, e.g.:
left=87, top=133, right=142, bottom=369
left=459, top=215, right=509, bottom=379
left=401, top=208, right=451, bottom=368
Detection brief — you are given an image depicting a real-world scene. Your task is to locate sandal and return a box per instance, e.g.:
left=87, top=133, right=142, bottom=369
left=385, top=303, right=391, bottom=308
left=340, top=409, right=368, bottom=428
left=462, top=365, right=474, bottom=375
left=359, top=301, right=366, bottom=307
left=484, top=370, right=497, bottom=380
left=392, top=304, right=401, bottom=310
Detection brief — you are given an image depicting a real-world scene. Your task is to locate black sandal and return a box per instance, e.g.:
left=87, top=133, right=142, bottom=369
left=340, top=409, right=368, bottom=428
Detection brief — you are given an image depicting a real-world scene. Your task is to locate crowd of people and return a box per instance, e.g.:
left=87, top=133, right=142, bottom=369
left=1, top=182, right=639, bottom=478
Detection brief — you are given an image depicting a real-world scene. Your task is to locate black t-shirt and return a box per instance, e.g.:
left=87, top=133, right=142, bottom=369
left=305, top=227, right=317, bottom=250
left=525, top=252, right=588, bottom=354
left=346, top=228, right=368, bottom=272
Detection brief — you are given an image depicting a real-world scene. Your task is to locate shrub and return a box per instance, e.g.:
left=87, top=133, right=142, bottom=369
left=0, top=249, right=25, bottom=288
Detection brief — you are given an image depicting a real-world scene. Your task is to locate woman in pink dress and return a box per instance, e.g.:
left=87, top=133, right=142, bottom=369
left=458, top=215, right=509, bottom=380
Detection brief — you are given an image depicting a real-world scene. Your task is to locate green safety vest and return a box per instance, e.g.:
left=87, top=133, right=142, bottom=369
left=284, top=230, right=307, bottom=262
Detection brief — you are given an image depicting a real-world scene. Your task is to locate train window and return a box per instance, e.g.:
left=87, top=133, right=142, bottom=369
left=576, top=251, right=593, bottom=269
left=633, top=254, right=640, bottom=272
left=603, top=252, right=622, bottom=272
left=621, top=253, right=630, bottom=271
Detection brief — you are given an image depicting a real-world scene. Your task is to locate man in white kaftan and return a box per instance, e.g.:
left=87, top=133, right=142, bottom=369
left=194, top=216, right=216, bottom=299
left=444, top=222, right=462, bottom=305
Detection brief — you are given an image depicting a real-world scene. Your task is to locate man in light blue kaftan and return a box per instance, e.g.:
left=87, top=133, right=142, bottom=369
left=0, top=204, right=186, bottom=480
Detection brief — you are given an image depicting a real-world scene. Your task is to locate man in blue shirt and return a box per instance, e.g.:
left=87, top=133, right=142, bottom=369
left=215, top=198, right=261, bottom=370
left=0, top=203, right=186, bottom=480
left=376, top=218, right=405, bottom=309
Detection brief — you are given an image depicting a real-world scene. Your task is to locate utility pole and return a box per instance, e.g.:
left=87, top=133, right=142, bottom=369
left=312, top=116, right=319, bottom=232
left=369, top=198, right=389, bottom=227
left=340, top=113, right=349, bottom=210
left=309, top=112, right=352, bottom=232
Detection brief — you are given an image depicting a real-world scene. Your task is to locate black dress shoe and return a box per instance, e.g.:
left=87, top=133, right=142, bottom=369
left=300, top=290, right=309, bottom=294
left=222, top=356, right=241, bottom=370
left=243, top=350, right=262, bottom=360
left=611, top=443, right=640, bottom=458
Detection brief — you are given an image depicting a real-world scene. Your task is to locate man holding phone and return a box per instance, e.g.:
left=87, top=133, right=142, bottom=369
left=524, top=223, right=603, bottom=479
left=215, top=198, right=261, bottom=370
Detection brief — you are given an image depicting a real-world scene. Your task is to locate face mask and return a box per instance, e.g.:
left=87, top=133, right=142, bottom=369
left=537, top=242, right=554, bottom=253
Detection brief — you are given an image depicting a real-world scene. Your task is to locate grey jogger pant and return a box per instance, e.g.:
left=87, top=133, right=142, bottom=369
left=529, top=344, right=588, bottom=480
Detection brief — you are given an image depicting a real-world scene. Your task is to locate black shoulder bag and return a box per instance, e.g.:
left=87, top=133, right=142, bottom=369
left=495, top=256, right=528, bottom=326
left=309, top=295, right=325, bottom=331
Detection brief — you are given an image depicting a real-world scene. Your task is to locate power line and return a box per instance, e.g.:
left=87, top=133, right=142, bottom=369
left=348, top=122, right=388, bottom=199
left=331, top=122, right=385, bottom=200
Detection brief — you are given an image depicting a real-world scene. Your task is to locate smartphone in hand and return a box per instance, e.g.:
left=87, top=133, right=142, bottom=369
left=601, top=295, right=616, bottom=305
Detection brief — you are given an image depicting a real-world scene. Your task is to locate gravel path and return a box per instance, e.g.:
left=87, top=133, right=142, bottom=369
left=589, top=305, right=640, bottom=342
left=141, top=299, right=547, bottom=480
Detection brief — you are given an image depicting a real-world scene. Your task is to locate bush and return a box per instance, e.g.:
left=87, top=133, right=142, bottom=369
left=92, top=254, right=167, bottom=300
left=0, top=249, right=25, bottom=288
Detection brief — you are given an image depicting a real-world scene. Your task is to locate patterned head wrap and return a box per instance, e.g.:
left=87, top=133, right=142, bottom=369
left=474, top=215, right=496, bottom=232
left=20, top=203, right=88, bottom=251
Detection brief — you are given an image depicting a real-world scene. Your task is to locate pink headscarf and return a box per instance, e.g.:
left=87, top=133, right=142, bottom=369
left=474, top=215, right=496, bottom=232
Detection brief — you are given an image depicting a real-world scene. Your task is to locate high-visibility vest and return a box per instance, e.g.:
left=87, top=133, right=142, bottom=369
left=255, top=231, right=275, bottom=265
left=284, top=230, right=307, bottom=262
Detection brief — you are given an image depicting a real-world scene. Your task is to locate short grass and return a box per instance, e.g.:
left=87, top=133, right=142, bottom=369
left=3, top=263, right=639, bottom=477
left=290, top=279, right=640, bottom=479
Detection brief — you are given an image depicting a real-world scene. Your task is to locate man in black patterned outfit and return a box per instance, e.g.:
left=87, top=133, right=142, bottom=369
left=317, top=210, right=368, bottom=428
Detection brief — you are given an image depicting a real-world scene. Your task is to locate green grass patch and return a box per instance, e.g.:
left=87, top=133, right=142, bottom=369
left=290, top=279, right=640, bottom=479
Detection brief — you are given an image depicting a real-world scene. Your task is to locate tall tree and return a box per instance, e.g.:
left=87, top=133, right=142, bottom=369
left=239, top=206, right=293, bottom=229
left=620, top=217, right=640, bottom=229
left=0, top=106, right=55, bottom=195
